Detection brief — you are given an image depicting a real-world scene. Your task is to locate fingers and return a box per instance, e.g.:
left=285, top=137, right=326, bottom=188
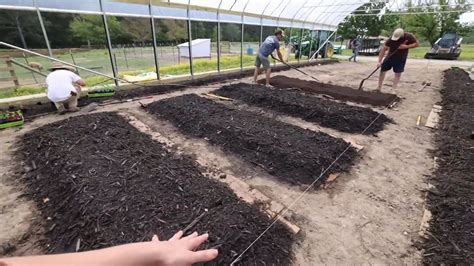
left=169, top=230, right=184, bottom=241
left=187, top=233, right=210, bottom=250
left=190, top=249, right=219, bottom=263
left=152, top=234, right=159, bottom=242
left=181, top=232, right=198, bottom=241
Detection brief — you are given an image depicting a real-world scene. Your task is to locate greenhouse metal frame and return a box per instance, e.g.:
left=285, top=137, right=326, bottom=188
left=0, top=0, right=370, bottom=85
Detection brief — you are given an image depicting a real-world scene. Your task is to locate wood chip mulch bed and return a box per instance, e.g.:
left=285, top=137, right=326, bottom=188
left=421, top=68, right=474, bottom=264
left=213, top=83, right=392, bottom=134
left=147, top=94, right=357, bottom=186
left=15, top=112, right=294, bottom=265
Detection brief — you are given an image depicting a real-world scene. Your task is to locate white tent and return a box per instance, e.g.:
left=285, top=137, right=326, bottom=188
left=177, top=39, right=211, bottom=59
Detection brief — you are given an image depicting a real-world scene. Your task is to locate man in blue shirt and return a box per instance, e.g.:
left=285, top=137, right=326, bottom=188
left=253, top=30, right=285, bottom=86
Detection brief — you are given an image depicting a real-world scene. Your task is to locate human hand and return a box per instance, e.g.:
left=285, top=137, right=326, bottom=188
left=398, top=41, right=410, bottom=50
left=106, top=231, right=218, bottom=266
left=150, top=231, right=218, bottom=266
left=377, top=61, right=382, bottom=68
left=0, top=231, right=218, bottom=266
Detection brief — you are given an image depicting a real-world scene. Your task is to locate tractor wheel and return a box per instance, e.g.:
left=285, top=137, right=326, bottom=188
left=326, top=47, right=334, bottom=58
left=295, top=50, right=301, bottom=59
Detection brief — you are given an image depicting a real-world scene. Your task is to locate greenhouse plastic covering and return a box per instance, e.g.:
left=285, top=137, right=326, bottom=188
left=0, top=0, right=370, bottom=30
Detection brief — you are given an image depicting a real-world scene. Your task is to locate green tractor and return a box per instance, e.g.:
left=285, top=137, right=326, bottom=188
left=290, top=30, right=334, bottom=59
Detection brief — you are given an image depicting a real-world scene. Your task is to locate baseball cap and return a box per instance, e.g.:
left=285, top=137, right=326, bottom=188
left=391, top=28, right=404, bottom=41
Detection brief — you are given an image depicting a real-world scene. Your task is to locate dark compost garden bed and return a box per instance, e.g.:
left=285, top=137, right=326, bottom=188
left=421, top=68, right=474, bottom=264
left=16, top=112, right=294, bottom=265
left=213, top=83, right=392, bottom=134
left=147, top=94, right=357, bottom=186
left=265, top=75, right=400, bottom=106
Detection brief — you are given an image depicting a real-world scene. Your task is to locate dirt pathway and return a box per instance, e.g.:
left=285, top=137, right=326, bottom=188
left=241, top=61, right=443, bottom=264
left=0, top=60, right=445, bottom=264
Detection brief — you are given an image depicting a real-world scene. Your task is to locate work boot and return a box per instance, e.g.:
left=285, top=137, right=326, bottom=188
left=56, top=103, right=67, bottom=115
left=68, top=107, right=80, bottom=113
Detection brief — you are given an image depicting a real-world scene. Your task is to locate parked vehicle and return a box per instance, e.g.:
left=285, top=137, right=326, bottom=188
left=425, top=32, right=462, bottom=60
left=358, top=37, right=387, bottom=56
left=290, top=30, right=334, bottom=59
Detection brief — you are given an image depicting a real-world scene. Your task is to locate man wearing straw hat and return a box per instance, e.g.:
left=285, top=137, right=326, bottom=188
left=46, top=62, right=86, bottom=114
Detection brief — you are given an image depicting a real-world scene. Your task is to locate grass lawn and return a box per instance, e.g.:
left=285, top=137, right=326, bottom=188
left=340, top=44, right=474, bottom=61
left=0, top=86, right=46, bottom=99
left=0, top=54, right=257, bottom=99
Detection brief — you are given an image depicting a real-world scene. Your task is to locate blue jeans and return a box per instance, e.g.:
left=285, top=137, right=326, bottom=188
left=349, top=48, right=359, bottom=62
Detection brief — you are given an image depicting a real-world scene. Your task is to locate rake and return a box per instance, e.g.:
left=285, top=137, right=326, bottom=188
left=271, top=55, right=320, bottom=82
left=358, top=49, right=400, bottom=91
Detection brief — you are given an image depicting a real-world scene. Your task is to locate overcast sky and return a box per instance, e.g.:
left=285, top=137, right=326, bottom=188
left=459, top=11, right=474, bottom=23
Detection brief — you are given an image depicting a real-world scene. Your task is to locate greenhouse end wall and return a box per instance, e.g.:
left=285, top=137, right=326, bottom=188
left=0, top=0, right=364, bottom=91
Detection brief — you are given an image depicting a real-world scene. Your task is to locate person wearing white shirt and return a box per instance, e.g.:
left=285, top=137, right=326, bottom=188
left=46, top=62, right=86, bottom=114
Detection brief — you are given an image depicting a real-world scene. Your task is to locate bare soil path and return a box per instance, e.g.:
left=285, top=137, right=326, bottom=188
left=0, top=60, right=448, bottom=264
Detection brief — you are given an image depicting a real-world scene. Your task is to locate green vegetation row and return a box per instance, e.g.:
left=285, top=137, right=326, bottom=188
left=337, top=0, right=472, bottom=46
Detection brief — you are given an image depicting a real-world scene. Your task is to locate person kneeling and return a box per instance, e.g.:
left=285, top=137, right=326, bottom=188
left=46, top=62, right=86, bottom=114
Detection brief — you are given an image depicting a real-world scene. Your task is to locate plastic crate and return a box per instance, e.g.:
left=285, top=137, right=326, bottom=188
left=0, top=110, right=24, bottom=129
left=88, top=84, right=116, bottom=98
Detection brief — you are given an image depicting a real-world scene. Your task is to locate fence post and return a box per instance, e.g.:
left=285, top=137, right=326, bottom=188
left=122, top=47, right=129, bottom=70
left=22, top=52, right=38, bottom=84
left=69, top=50, right=80, bottom=74
left=4, top=57, right=20, bottom=89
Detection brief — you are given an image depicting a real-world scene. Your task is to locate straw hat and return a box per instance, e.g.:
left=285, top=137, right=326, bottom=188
left=49, top=61, right=76, bottom=72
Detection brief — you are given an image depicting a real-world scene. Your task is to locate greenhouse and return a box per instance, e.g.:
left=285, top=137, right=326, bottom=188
left=0, top=0, right=367, bottom=86
left=0, top=1, right=473, bottom=265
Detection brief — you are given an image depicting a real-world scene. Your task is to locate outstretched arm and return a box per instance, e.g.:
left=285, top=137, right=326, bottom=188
left=377, top=46, right=388, bottom=66
left=75, top=79, right=86, bottom=87
left=277, top=50, right=284, bottom=62
left=398, top=38, right=419, bottom=50
left=1, top=231, right=218, bottom=266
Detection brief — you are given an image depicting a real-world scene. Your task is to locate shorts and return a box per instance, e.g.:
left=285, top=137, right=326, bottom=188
left=381, top=57, right=407, bottom=73
left=255, top=54, right=270, bottom=69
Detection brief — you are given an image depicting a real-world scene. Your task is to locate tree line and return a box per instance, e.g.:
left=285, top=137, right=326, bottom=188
left=1, top=1, right=471, bottom=49
left=338, top=0, right=472, bottom=45
left=0, top=10, right=265, bottom=49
